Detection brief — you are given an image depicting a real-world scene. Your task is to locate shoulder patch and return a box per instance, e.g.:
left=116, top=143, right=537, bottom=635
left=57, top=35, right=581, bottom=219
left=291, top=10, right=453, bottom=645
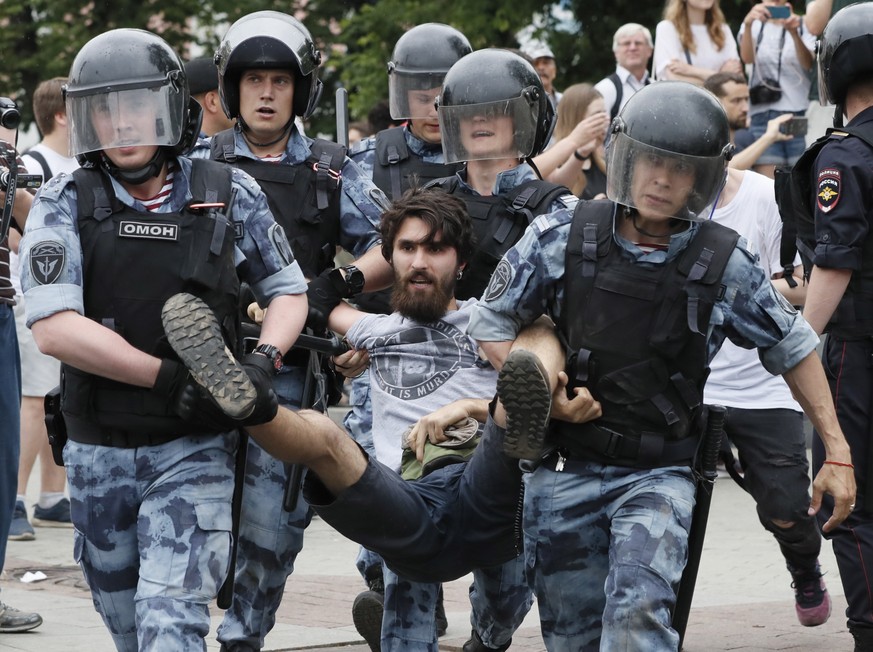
left=482, top=258, right=513, bottom=302
left=29, top=241, right=65, bottom=285
left=816, top=167, right=841, bottom=214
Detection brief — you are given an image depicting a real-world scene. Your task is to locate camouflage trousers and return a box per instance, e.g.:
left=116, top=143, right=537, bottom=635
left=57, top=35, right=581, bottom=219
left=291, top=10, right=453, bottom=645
left=523, top=459, right=695, bottom=651
left=217, top=366, right=313, bottom=651
left=66, top=431, right=237, bottom=652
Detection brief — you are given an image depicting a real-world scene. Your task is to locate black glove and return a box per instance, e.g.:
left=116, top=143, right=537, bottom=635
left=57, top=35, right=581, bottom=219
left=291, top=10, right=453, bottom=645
left=305, top=268, right=347, bottom=332
left=241, top=353, right=279, bottom=425
left=156, top=359, right=240, bottom=432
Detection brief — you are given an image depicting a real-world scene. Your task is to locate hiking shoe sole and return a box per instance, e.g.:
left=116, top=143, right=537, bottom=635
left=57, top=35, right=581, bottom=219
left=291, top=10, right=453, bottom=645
left=162, top=293, right=256, bottom=420
left=352, top=589, right=383, bottom=652
left=498, top=350, right=551, bottom=460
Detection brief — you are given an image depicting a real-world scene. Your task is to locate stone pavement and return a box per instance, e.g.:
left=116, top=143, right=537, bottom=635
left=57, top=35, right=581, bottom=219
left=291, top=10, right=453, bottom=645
left=1, top=436, right=852, bottom=651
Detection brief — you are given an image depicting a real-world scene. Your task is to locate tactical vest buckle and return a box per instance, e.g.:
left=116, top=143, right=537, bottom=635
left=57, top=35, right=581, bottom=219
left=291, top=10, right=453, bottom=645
left=312, top=160, right=342, bottom=182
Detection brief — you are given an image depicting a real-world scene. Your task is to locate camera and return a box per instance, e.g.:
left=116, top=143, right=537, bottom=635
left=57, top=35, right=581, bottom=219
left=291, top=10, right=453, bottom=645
left=0, top=169, right=41, bottom=192
left=0, top=97, right=20, bottom=130
left=749, top=80, right=782, bottom=104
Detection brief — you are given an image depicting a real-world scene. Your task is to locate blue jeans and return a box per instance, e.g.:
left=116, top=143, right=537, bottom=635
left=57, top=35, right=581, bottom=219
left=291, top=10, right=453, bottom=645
left=66, top=432, right=237, bottom=652
left=524, top=459, right=696, bottom=651
left=749, top=109, right=807, bottom=166
left=0, top=303, right=21, bottom=578
left=217, top=365, right=313, bottom=650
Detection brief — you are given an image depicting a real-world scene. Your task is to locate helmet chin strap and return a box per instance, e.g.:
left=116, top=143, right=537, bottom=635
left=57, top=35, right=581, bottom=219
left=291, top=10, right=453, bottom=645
left=239, top=116, right=295, bottom=149
left=100, top=148, right=167, bottom=186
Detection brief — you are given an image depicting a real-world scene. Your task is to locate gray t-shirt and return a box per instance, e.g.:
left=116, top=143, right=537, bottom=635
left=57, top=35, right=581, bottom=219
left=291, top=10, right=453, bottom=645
left=346, top=299, right=497, bottom=471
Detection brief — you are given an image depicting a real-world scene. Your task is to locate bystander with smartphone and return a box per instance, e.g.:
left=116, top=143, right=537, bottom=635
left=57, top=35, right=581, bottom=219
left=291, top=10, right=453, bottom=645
left=739, top=1, right=816, bottom=178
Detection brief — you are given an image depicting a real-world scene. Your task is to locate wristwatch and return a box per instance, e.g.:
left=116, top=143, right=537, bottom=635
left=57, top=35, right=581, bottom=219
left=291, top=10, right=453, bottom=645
left=253, top=344, right=283, bottom=374
left=340, top=264, right=365, bottom=298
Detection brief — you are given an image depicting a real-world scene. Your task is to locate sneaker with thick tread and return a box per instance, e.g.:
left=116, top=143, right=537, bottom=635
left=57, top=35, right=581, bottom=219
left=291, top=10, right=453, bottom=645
left=789, top=561, right=832, bottom=627
left=0, top=602, right=42, bottom=632
left=162, top=293, right=256, bottom=419
left=498, top=349, right=551, bottom=460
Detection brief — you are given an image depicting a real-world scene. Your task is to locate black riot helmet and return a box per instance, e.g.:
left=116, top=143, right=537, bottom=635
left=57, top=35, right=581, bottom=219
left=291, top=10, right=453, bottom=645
left=387, top=23, right=472, bottom=120
left=817, top=3, right=873, bottom=107
left=606, top=81, right=732, bottom=221
left=65, top=29, right=202, bottom=184
left=436, top=48, right=555, bottom=163
left=215, top=11, right=323, bottom=120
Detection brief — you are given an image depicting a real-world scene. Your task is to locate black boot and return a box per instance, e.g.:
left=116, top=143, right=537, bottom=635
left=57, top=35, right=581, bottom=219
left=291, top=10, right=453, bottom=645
left=852, top=625, right=873, bottom=652
left=462, top=629, right=511, bottom=652
left=352, top=566, right=384, bottom=652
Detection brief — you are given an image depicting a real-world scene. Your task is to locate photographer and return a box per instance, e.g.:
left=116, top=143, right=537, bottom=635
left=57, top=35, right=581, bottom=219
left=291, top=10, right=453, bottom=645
left=739, top=1, right=816, bottom=178
left=0, top=104, right=42, bottom=632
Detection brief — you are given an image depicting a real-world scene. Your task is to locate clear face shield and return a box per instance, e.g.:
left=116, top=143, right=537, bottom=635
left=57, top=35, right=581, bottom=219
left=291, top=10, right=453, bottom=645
left=437, top=96, right=538, bottom=164
left=388, top=72, right=445, bottom=120
left=606, top=132, right=727, bottom=221
left=67, top=81, right=185, bottom=158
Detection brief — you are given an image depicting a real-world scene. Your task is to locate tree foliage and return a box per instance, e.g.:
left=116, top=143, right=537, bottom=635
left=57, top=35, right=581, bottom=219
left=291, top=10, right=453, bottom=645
left=0, top=0, right=761, bottom=138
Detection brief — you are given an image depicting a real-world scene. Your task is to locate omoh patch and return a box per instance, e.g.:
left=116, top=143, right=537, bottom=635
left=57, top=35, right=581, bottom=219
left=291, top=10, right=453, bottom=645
left=30, top=241, right=65, bottom=285
left=816, top=168, right=841, bottom=213
left=483, top=259, right=513, bottom=302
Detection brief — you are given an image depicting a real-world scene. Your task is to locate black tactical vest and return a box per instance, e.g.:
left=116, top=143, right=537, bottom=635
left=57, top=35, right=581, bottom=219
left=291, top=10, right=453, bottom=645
left=554, top=200, right=738, bottom=468
left=211, top=129, right=345, bottom=278
left=371, top=128, right=461, bottom=200
left=776, top=124, right=873, bottom=339
left=428, top=176, right=572, bottom=300
left=62, top=160, right=241, bottom=443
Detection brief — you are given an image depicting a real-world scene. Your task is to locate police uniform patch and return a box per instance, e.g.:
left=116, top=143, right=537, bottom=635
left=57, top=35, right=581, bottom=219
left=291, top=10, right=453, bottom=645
left=816, top=168, right=841, bottom=213
left=268, top=223, right=295, bottom=266
left=483, top=259, right=513, bottom=302
left=117, top=221, right=179, bottom=241
left=30, top=241, right=65, bottom=285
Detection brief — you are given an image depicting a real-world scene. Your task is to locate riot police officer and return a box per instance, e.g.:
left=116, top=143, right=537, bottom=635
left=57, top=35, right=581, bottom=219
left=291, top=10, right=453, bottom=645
left=466, top=81, right=856, bottom=650
left=203, top=11, right=392, bottom=652
left=798, top=4, right=873, bottom=649
left=18, top=28, right=305, bottom=651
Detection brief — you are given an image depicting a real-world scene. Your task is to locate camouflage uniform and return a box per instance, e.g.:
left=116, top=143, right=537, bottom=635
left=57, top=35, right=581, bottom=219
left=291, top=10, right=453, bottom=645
left=194, top=126, right=384, bottom=650
left=467, top=205, right=820, bottom=650
left=19, top=157, right=305, bottom=652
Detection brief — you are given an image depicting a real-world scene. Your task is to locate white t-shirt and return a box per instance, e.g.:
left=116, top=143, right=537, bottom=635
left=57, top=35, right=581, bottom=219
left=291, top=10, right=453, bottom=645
left=737, top=21, right=815, bottom=114
left=345, top=299, right=497, bottom=471
left=704, top=170, right=801, bottom=411
left=653, top=21, right=739, bottom=80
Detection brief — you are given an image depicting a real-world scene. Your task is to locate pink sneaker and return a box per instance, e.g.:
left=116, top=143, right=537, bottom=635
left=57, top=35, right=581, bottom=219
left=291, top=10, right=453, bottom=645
left=790, top=563, right=832, bottom=627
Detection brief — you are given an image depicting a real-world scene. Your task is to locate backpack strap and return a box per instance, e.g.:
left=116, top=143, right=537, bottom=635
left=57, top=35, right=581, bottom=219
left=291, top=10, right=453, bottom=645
left=24, top=149, right=52, bottom=181
left=608, top=73, right=623, bottom=121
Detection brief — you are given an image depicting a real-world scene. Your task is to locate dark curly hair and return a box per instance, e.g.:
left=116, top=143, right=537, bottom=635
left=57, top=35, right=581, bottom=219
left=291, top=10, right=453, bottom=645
left=379, top=186, right=475, bottom=265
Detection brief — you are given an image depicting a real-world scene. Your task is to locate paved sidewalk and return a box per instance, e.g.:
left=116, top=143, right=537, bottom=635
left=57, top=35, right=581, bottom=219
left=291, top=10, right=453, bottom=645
left=1, top=447, right=851, bottom=651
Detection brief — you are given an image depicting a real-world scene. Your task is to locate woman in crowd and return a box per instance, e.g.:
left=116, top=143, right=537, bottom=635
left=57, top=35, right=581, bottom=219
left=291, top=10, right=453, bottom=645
left=654, top=0, right=742, bottom=84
